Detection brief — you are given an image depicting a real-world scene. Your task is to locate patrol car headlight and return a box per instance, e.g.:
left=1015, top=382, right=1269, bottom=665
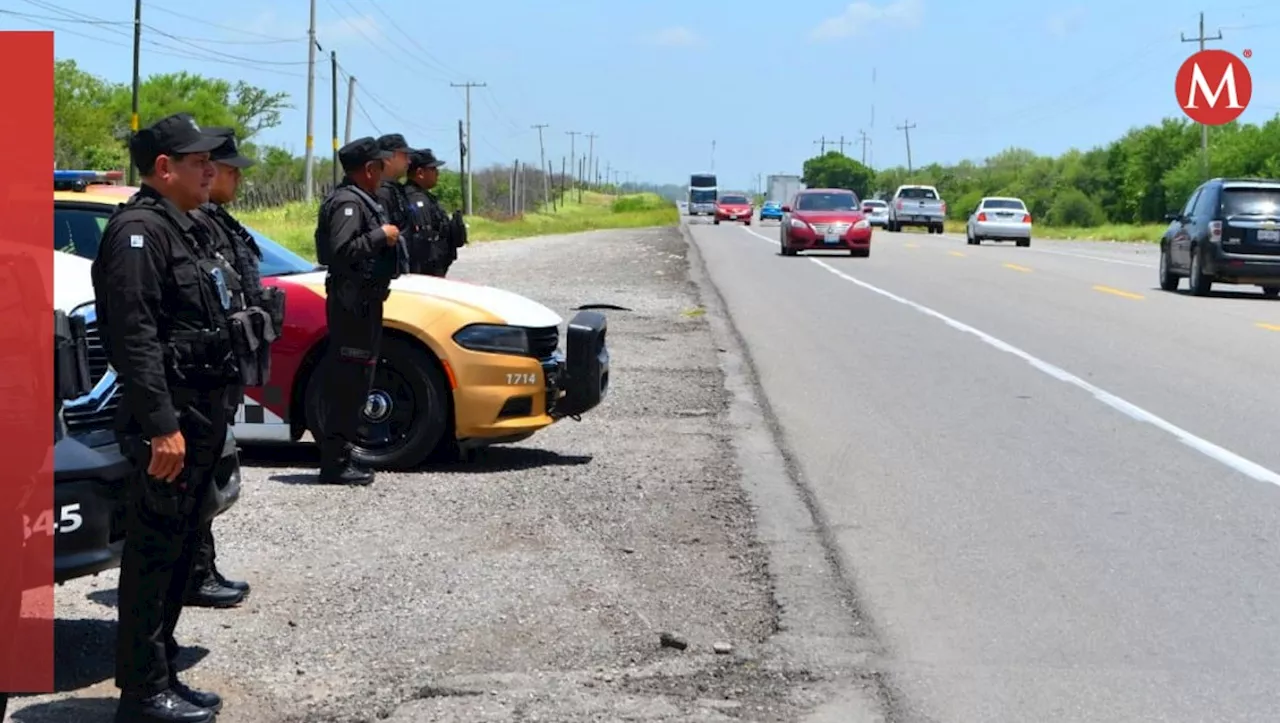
left=452, top=324, right=529, bottom=355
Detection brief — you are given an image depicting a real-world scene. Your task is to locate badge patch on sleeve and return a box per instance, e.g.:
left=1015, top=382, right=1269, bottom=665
left=416, top=201, right=424, bottom=207
left=129, top=234, right=144, bottom=248
left=344, top=206, right=354, bottom=216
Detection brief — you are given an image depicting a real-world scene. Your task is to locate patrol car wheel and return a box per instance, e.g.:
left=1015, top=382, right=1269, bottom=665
left=304, top=336, right=450, bottom=471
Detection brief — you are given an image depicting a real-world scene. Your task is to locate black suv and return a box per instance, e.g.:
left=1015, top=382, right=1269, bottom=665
left=1159, top=178, right=1280, bottom=297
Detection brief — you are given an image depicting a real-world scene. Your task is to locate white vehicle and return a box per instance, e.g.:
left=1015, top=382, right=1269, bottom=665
left=887, top=185, right=947, bottom=234
left=860, top=199, right=889, bottom=227
left=688, top=173, right=717, bottom=217
left=966, top=196, right=1033, bottom=247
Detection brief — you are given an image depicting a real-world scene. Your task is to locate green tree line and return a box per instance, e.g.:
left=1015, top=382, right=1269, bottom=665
left=800, top=114, right=1280, bottom=227
left=54, top=59, right=472, bottom=208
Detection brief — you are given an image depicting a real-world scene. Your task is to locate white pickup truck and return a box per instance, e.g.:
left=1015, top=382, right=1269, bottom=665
left=887, top=184, right=947, bottom=234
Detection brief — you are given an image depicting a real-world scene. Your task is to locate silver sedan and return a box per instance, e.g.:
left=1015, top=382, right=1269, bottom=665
left=966, top=197, right=1032, bottom=247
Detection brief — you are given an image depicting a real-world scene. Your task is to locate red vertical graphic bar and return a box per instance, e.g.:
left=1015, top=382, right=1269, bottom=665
left=0, top=30, right=55, bottom=696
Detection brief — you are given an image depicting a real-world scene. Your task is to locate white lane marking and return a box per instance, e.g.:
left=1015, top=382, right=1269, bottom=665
left=734, top=226, right=1280, bottom=488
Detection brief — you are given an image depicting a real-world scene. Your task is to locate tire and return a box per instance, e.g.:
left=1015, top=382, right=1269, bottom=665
left=851, top=248, right=870, bottom=258
left=713, top=219, right=721, bottom=225
left=744, top=220, right=751, bottom=226
left=304, top=335, right=451, bottom=471
left=1016, top=237, right=1030, bottom=248
left=1188, top=246, right=1213, bottom=297
left=1262, top=286, right=1280, bottom=298
left=1158, top=245, right=1179, bottom=291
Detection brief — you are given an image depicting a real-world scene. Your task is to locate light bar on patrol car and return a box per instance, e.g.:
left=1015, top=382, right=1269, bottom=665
left=54, top=169, right=124, bottom=192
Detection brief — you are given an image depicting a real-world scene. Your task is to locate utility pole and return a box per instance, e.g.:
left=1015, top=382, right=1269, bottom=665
left=585, top=132, right=598, bottom=188
left=814, top=136, right=827, bottom=153
left=565, top=130, right=581, bottom=187
left=330, top=50, right=338, bottom=187
left=457, top=120, right=467, bottom=213
left=1182, top=11, right=1223, bottom=179
left=531, top=123, right=549, bottom=207
left=451, top=81, right=486, bottom=214
left=303, top=0, right=317, bottom=202
left=896, top=121, right=916, bottom=174
left=343, top=75, right=356, bottom=144
left=128, top=0, right=141, bottom=184
left=857, top=130, right=871, bottom=166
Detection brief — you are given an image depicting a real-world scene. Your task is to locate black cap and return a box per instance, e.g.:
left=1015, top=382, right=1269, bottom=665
left=129, top=112, right=223, bottom=169
left=408, top=148, right=445, bottom=171
left=205, top=126, right=256, bottom=169
left=376, top=133, right=410, bottom=153
left=339, top=136, right=393, bottom=171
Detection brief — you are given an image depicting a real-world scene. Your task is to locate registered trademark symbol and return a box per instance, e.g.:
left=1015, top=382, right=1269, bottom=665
left=1244, top=49, right=1253, bottom=58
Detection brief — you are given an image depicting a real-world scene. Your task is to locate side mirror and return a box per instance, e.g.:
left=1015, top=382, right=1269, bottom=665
left=1163, top=212, right=1180, bottom=222
left=781, top=205, right=791, bottom=213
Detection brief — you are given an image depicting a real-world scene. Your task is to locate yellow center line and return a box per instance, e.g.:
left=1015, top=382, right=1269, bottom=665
left=905, top=243, right=919, bottom=248
left=1092, top=285, right=1144, bottom=300
left=1003, top=263, right=1032, bottom=272
left=949, top=251, right=966, bottom=257
left=1257, top=322, right=1280, bottom=332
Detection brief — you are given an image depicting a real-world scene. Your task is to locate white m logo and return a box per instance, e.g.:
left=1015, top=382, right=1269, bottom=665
left=1183, top=62, right=1243, bottom=109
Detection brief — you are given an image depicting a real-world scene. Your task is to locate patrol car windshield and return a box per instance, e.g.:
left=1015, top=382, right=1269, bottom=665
left=51, top=203, right=319, bottom=276
left=243, top=227, right=322, bottom=276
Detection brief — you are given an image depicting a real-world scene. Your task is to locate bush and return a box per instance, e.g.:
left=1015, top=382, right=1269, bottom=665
left=1045, top=188, right=1107, bottom=227
left=611, top=193, right=670, bottom=213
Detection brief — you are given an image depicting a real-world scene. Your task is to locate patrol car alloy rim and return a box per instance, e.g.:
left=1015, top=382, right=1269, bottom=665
left=364, top=389, right=394, bottom=423
left=359, top=365, right=415, bottom=451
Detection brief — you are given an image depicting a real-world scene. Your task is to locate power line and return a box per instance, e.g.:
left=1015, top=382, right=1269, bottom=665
left=814, top=136, right=827, bottom=153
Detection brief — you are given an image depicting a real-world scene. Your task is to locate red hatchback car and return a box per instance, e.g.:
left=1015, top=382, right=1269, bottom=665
left=714, top=193, right=754, bottom=225
left=780, top=189, right=873, bottom=257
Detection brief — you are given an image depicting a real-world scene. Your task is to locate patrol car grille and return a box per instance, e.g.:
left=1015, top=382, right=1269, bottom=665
left=62, top=318, right=120, bottom=435
left=524, top=326, right=559, bottom=360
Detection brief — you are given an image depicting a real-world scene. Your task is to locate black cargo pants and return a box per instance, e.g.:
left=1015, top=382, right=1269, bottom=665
left=318, top=280, right=384, bottom=469
left=115, top=389, right=229, bottom=697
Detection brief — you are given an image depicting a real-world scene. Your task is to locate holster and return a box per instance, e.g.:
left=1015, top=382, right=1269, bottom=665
left=120, top=432, right=200, bottom=523
left=54, top=310, right=92, bottom=401
left=259, top=285, right=287, bottom=338
left=228, top=307, right=278, bottom=388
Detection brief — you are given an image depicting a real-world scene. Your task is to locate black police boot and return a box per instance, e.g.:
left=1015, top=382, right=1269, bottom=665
left=318, top=461, right=375, bottom=486
left=212, top=563, right=251, bottom=597
left=114, top=689, right=214, bottom=723
left=184, top=574, right=246, bottom=608
left=171, top=679, right=223, bottom=713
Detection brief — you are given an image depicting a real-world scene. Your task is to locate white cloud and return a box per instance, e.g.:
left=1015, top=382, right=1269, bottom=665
left=1046, top=6, right=1086, bottom=38
left=809, top=0, right=924, bottom=41
left=644, top=26, right=701, bottom=47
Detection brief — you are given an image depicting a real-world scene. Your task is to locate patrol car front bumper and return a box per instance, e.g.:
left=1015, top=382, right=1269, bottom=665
left=546, top=310, right=610, bottom=419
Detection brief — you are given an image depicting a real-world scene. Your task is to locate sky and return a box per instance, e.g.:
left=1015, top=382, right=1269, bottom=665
left=6, top=0, right=1280, bottom=192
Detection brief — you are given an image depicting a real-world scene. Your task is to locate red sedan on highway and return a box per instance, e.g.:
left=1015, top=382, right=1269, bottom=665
left=714, top=193, right=754, bottom=225
left=780, top=189, right=873, bottom=257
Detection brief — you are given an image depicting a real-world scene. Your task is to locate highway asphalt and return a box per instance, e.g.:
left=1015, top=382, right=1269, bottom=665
left=687, top=218, right=1280, bottom=723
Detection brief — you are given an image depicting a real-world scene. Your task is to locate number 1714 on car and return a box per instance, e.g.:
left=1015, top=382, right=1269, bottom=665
left=506, top=373, right=538, bottom=385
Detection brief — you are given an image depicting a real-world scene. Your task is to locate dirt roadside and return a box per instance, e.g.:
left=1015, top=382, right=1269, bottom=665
left=8, top=224, right=883, bottom=723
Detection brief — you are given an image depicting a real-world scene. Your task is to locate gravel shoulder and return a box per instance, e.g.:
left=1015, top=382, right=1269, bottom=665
left=10, top=225, right=882, bottom=723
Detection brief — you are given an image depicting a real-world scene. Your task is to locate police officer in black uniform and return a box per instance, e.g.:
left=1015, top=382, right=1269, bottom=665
left=313, top=137, right=401, bottom=485
left=184, top=126, right=282, bottom=609
left=92, top=112, right=252, bottom=722
left=402, top=148, right=456, bottom=277
left=374, top=133, right=414, bottom=274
